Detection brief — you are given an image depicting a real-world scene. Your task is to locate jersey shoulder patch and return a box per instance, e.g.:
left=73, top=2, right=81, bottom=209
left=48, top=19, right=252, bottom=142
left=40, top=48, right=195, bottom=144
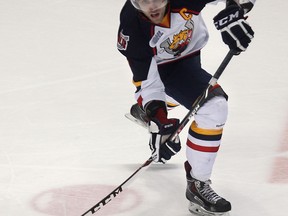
left=117, top=30, right=130, bottom=51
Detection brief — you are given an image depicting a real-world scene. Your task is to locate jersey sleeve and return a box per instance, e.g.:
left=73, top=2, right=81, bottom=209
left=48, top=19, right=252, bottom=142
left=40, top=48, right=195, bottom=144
left=117, top=1, right=166, bottom=107
left=117, top=1, right=153, bottom=74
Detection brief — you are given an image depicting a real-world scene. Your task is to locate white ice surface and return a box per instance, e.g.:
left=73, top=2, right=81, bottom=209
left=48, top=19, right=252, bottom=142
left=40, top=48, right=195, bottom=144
left=0, top=1, right=288, bottom=216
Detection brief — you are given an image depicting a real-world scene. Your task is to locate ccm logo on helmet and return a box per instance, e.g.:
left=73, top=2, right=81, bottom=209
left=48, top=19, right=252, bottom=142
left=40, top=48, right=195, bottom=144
left=214, top=11, right=240, bottom=29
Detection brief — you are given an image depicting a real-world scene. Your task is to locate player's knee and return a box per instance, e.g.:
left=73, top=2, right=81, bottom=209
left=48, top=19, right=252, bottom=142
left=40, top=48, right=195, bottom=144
left=194, top=96, right=228, bottom=129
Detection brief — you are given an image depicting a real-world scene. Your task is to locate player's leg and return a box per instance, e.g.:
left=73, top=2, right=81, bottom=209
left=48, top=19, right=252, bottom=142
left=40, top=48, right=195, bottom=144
left=159, top=54, right=231, bottom=214
left=185, top=92, right=231, bottom=214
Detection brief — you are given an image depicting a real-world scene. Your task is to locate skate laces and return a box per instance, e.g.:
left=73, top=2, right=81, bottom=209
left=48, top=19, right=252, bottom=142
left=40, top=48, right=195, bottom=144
left=196, top=180, right=222, bottom=203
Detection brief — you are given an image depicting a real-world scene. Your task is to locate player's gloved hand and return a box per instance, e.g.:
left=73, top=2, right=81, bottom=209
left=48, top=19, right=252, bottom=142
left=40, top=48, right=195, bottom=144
left=213, top=5, right=254, bottom=54
left=145, top=100, right=181, bottom=163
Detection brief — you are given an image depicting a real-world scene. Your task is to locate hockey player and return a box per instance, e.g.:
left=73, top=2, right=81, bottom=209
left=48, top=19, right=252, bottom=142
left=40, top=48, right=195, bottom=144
left=117, top=0, right=255, bottom=215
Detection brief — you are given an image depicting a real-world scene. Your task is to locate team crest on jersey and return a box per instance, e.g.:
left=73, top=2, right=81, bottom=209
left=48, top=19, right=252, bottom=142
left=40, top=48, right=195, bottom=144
left=117, top=30, right=129, bottom=51
left=160, top=19, right=194, bottom=56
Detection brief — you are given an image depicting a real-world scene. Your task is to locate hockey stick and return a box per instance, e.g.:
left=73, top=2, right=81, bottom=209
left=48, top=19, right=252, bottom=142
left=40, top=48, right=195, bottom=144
left=81, top=50, right=236, bottom=216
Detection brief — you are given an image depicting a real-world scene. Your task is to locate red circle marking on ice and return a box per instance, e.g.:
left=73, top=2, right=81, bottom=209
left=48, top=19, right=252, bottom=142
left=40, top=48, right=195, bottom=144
left=30, top=184, right=142, bottom=216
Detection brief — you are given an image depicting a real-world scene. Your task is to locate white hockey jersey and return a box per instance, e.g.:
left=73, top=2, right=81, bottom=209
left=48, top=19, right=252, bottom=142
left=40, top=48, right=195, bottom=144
left=117, top=0, right=255, bottom=106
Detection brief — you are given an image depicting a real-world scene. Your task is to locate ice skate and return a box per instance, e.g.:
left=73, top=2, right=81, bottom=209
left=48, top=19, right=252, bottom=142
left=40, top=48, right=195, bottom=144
left=125, top=103, right=149, bottom=128
left=185, top=161, right=231, bottom=216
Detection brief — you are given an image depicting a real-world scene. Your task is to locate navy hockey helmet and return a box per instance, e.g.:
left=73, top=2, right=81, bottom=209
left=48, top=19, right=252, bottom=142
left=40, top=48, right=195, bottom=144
left=130, top=0, right=168, bottom=11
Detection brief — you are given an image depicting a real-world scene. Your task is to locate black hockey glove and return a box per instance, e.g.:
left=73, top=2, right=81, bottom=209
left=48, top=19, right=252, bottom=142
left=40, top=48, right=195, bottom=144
left=145, top=101, right=181, bottom=163
left=213, top=5, right=254, bottom=54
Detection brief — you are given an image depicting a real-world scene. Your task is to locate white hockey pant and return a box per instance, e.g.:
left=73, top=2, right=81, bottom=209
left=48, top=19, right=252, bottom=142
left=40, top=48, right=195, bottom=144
left=186, top=96, right=228, bottom=181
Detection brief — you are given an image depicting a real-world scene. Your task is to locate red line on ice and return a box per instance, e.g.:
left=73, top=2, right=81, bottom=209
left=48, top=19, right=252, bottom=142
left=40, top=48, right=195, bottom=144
left=269, top=120, right=288, bottom=183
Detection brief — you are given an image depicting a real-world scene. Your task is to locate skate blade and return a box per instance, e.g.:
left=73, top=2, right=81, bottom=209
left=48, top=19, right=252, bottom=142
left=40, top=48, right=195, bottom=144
left=188, top=202, right=230, bottom=216
left=124, top=113, right=148, bottom=129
